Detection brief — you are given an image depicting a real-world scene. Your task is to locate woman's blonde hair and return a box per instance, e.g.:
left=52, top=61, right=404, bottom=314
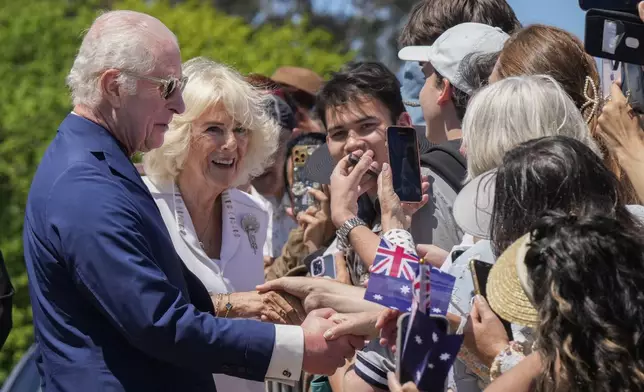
left=143, top=57, right=280, bottom=187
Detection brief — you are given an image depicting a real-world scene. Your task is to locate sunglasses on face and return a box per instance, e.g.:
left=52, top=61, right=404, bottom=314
left=122, top=71, right=188, bottom=100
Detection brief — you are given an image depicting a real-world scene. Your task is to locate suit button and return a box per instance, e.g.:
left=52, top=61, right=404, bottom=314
left=282, top=369, right=292, bottom=378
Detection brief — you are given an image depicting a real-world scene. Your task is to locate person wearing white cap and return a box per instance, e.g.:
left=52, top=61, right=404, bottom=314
left=398, top=22, right=509, bottom=144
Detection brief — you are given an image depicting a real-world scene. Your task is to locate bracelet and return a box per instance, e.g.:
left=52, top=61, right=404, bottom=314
left=489, top=341, right=526, bottom=381
left=214, top=293, right=233, bottom=318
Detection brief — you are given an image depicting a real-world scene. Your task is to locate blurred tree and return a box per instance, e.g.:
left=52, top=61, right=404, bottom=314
left=0, top=0, right=351, bottom=383
left=208, top=0, right=418, bottom=68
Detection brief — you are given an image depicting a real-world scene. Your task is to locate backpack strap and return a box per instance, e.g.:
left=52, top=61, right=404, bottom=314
left=420, top=139, right=467, bottom=193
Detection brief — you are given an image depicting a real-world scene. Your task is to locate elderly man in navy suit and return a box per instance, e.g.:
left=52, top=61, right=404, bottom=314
left=23, top=10, right=363, bottom=392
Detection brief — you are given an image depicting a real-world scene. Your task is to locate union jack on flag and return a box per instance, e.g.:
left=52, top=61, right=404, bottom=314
left=370, top=238, right=419, bottom=280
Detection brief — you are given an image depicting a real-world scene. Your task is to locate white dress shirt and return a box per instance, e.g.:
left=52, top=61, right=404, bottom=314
left=143, top=176, right=304, bottom=391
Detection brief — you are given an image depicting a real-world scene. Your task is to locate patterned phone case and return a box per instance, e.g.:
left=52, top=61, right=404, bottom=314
left=291, top=145, right=322, bottom=215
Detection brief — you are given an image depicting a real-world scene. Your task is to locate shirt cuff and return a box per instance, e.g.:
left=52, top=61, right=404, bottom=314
left=383, top=229, right=416, bottom=254
left=265, top=324, right=304, bottom=384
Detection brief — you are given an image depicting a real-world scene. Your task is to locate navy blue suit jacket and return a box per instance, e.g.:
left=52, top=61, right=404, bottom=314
left=23, top=114, right=276, bottom=391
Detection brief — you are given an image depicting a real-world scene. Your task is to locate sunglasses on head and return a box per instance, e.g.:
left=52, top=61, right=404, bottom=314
left=121, top=71, right=188, bottom=100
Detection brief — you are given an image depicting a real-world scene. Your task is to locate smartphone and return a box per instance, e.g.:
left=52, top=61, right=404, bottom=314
left=290, top=145, right=323, bottom=215
left=395, top=313, right=414, bottom=385
left=347, top=153, right=380, bottom=177
left=386, top=126, right=422, bottom=203
left=309, top=254, right=336, bottom=279
left=622, top=63, right=644, bottom=113
left=470, top=259, right=514, bottom=340
left=584, top=9, right=644, bottom=65
left=579, top=0, right=640, bottom=12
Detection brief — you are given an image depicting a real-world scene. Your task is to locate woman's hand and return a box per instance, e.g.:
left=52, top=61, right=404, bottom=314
left=387, top=372, right=420, bottom=392
left=376, top=308, right=400, bottom=350
left=378, top=162, right=430, bottom=231
left=597, top=82, right=644, bottom=162
left=416, top=244, right=449, bottom=268
left=297, top=186, right=335, bottom=252
left=323, top=311, right=381, bottom=340
left=227, top=291, right=306, bottom=325
left=329, top=150, right=380, bottom=228
left=463, top=295, right=510, bottom=367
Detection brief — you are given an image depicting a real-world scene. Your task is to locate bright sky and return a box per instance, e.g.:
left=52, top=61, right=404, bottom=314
left=507, top=0, right=585, bottom=39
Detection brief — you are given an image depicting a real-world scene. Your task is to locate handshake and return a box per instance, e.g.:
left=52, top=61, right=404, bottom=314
left=299, top=308, right=367, bottom=375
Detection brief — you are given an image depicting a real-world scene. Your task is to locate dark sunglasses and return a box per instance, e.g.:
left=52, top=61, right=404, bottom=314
left=122, top=72, right=188, bottom=100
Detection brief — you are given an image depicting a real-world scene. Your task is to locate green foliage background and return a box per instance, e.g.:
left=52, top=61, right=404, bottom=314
left=0, top=0, right=352, bottom=382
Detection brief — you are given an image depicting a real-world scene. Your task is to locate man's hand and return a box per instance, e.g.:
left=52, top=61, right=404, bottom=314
left=639, top=1, right=644, bottom=22
left=329, top=150, right=379, bottom=228
left=378, top=162, right=429, bottom=231
left=301, top=308, right=366, bottom=375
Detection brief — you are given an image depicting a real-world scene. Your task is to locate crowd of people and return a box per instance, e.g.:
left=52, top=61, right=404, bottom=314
left=19, top=0, right=644, bottom=391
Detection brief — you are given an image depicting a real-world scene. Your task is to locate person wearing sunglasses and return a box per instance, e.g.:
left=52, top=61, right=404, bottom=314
left=23, top=10, right=363, bottom=392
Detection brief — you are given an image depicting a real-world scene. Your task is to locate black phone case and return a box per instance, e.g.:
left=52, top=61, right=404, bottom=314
left=579, top=0, right=640, bottom=12
left=585, top=9, right=644, bottom=65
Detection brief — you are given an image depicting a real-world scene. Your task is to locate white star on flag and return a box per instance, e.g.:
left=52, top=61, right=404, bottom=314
left=416, top=370, right=422, bottom=381
left=427, top=363, right=434, bottom=369
left=390, top=306, right=398, bottom=310
left=440, top=353, right=451, bottom=361
left=432, top=332, right=438, bottom=343
left=415, top=335, right=423, bottom=345
left=373, top=294, right=383, bottom=301
left=431, top=307, right=442, bottom=314
left=406, top=307, right=412, bottom=312
left=400, top=285, right=410, bottom=295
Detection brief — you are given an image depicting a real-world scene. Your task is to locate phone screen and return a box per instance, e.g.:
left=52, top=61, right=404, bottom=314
left=470, top=259, right=514, bottom=340
left=387, top=126, right=422, bottom=203
left=579, top=0, right=640, bottom=12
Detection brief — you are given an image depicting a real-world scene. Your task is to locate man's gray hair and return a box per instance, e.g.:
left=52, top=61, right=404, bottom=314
left=66, top=10, right=177, bottom=107
left=462, top=74, right=601, bottom=181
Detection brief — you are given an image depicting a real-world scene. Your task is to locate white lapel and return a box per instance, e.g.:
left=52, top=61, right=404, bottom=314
left=143, top=176, right=231, bottom=294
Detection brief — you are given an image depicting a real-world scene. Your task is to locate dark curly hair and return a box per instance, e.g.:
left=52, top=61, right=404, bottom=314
left=525, top=211, right=644, bottom=392
left=490, top=136, right=627, bottom=256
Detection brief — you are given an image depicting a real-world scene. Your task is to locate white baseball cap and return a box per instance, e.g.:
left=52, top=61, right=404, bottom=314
left=398, top=23, right=509, bottom=94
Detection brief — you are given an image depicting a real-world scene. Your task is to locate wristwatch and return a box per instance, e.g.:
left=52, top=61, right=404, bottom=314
left=336, top=217, right=367, bottom=251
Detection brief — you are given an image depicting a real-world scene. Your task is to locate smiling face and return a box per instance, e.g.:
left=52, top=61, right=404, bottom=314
left=325, top=96, right=397, bottom=166
left=181, top=102, right=250, bottom=190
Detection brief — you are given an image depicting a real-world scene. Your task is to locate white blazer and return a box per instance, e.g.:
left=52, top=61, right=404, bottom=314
left=143, top=176, right=269, bottom=392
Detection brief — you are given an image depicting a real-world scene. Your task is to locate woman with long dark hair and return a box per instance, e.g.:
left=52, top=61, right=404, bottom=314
left=490, top=135, right=632, bottom=255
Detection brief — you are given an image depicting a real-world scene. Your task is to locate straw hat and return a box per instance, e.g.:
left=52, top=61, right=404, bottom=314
left=487, top=233, right=539, bottom=328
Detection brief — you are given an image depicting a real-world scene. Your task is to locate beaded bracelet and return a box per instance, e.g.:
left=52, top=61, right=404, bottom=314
left=489, top=341, right=526, bottom=381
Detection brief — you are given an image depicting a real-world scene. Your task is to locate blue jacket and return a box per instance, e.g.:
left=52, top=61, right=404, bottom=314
left=23, top=114, right=276, bottom=391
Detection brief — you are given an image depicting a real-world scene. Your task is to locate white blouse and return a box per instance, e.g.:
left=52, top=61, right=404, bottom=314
left=143, top=176, right=269, bottom=392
